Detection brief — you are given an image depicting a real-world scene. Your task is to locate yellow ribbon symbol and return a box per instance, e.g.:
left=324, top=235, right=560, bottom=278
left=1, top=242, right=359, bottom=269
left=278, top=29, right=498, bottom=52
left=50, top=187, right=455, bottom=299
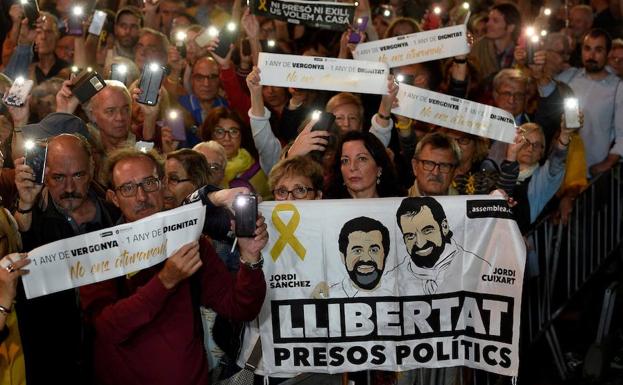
left=270, top=203, right=306, bottom=262
left=258, top=0, right=268, bottom=12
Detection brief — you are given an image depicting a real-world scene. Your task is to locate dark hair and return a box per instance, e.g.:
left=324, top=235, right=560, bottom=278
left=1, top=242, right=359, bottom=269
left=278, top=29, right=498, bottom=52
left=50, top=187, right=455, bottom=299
left=491, top=3, right=521, bottom=41
left=325, top=131, right=405, bottom=199
left=104, top=148, right=164, bottom=189
left=338, top=216, right=390, bottom=258
left=166, top=148, right=211, bottom=188
left=396, top=197, right=452, bottom=238
left=115, top=6, right=144, bottom=27
left=585, top=28, right=613, bottom=53
left=199, top=106, right=259, bottom=159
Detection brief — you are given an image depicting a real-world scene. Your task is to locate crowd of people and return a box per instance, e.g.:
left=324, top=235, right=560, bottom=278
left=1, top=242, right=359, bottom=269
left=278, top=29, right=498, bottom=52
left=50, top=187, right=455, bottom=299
left=0, top=0, right=621, bottom=383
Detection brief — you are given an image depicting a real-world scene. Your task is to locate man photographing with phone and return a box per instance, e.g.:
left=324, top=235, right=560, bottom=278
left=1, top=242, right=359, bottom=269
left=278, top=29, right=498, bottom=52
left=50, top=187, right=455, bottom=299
left=14, top=132, right=120, bottom=384
left=80, top=147, right=267, bottom=385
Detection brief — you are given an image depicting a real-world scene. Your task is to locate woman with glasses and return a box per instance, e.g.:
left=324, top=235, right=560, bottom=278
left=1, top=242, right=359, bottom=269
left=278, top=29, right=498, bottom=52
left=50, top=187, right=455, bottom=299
left=325, top=131, right=404, bottom=199
left=193, top=140, right=228, bottom=186
left=269, top=155, right=323, bottom=201
left=199, top=106, right=270, bottom=200
left=512, top=122, right=571, bottom=232
left=442, top=128, right=521, bottom=196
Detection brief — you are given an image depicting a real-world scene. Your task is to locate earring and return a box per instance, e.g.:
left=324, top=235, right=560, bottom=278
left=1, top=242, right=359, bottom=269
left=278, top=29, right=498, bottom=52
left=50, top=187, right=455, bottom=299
left=376, top=170, right=382, bottom=184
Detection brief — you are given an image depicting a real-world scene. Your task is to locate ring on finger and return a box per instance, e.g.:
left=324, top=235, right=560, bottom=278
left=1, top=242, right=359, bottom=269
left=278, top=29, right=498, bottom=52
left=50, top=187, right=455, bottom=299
left=5, top=263, right=15, bottom=273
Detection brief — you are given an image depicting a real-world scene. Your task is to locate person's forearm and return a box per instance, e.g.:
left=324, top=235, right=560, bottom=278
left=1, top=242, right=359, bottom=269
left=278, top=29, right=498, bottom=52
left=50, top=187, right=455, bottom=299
left=14, top=210, right=32, bottom=232
left=3, top=44, right=33, bottom=80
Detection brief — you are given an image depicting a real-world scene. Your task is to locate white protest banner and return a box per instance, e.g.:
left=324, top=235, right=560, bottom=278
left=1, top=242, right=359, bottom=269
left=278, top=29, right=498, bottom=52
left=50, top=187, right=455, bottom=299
left=392, top=83, right=517, bottom=143
left=258, top=53, right=389, bottom=95
left=252, top=196, right=525, bottom=376
left=22, top=202, right=206, bottom=299
left=353, top=24, right=470, bottom=68
left=250, top=0, right=355, bottom=31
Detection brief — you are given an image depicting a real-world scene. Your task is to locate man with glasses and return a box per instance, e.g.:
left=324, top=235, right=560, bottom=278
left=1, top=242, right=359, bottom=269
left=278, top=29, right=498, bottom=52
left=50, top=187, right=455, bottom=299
left=14, top=134, right=119, bottom=384
left=81, top=147, right=267, bottom=385
left=179, top=57, right=227, bottom=127
left=408, top=132, right=461, bottom=197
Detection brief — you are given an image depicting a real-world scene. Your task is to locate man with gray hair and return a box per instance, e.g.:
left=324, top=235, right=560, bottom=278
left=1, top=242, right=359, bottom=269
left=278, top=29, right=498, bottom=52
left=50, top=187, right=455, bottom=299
left=409, top=132, right=460, bottom=197
left=135, top=27, right=169, bottom=70
left=56, top=78, right=161, bottom=183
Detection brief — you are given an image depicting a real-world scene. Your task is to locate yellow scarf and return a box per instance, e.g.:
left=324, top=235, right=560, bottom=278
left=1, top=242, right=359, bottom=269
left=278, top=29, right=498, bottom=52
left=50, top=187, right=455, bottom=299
left=224, top=148, right=256, bottom=184
left=224, top=149, right=271, bottom=200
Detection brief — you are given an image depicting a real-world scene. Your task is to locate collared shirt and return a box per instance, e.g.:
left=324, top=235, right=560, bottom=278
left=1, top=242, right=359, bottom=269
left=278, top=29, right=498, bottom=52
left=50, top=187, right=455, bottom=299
left=541, top=67, right=623, bottom=169
left=50, top=190, right=103, bottom=235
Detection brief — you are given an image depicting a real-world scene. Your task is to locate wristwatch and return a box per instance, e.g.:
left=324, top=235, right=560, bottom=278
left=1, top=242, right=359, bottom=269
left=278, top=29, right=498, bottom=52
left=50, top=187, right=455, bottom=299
left=240, top=254, right=264, bottom=270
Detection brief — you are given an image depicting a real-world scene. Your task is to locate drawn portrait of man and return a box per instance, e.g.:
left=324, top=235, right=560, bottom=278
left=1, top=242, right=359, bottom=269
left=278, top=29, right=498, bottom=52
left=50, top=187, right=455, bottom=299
left=395, top=197, right=490, bottom=295
left=337, top=216, right=391, bottom=292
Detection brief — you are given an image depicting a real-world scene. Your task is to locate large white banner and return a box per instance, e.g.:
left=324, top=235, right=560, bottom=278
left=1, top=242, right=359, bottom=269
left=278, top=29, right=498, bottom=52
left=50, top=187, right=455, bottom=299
left=392, top=83, right=517, bottom=143
left=353, top=25, right=470, bottom=68
left=258, top=53, right=389, bottom=94
left=257, top=196, right=525, bottom=376
left=22, top=202, right=206, bottom=299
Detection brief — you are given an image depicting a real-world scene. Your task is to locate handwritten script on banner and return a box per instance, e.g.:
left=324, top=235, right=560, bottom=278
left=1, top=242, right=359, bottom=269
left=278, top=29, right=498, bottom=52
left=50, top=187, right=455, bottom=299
left=392, top=83, right=517, bottom=143
left=353, top=24, right=470, bottom=68
left=22, top=202, right=206, bottom=299
left=250, top=0, right=355, bottom=31
left=255, top=196, right=525, bottom=377
left=258, top=53, right=389, bottom=95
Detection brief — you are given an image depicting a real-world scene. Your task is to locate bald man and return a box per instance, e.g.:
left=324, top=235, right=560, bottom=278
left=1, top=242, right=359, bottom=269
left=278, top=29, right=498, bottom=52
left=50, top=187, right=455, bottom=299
left=13, top=133, right=120, bottom=384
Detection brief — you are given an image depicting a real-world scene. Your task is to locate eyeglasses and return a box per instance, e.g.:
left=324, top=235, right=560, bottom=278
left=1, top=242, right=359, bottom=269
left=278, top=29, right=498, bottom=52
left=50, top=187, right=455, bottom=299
left=115, top=176, right=161, bottom=197
left=207, top=162, right=224, bottom=172
left=415, top=159, right=456, bottom=173
left=453, top=136, right=473, bottom=145
left=524, top=138, right=544, bottom=151
left=192, top=73, right=219, bottom=82
left=273, top=186, right=314, bottom=200
left=496, top=91, right=526, bottom=100
left=164, top=175, right=192, bottom=187
left=213, top=127, right=241, bottom=139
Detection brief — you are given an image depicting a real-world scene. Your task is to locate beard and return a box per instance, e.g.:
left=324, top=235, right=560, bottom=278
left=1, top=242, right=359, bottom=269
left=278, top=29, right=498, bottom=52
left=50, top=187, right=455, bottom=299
left=347, top=260, right=383, bottom=291
left=584, top=59, right=604, bottom=73
left=409, top=240, right=447, bottom=268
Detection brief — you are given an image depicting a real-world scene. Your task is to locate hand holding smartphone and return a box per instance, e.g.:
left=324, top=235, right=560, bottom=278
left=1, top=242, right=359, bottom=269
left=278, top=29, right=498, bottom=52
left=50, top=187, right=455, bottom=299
left=71, top=70, right=107, bottom=103
left=21, top=0, right=40, bottom=28
left=4, top=77, right=34, bottom=107
left=348, top=16, right=368, bottom=44
left=88, top=10, right=108, bottom=36
left=311, top=111, right=336, bottom=133
left=110, top=63, right=128, bottom=84
left=137, top=63, right=165, bottom=105
left=233, top=194, right=258, bottom=237
left=24, top=140, right=48, bottom=184
left=564, top=98, right=581, bottom=130
left=195, top=22, right=238, bottom=57
left=165, top=109, right=186, bottom=141
left=66, top=5, right=85, bottom=36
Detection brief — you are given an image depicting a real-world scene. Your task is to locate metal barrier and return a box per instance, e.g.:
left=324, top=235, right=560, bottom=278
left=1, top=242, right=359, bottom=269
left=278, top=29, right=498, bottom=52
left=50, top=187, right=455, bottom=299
left=521, top=164, right=623, bottom=380
left=472, top=165, right=623, bottom=384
